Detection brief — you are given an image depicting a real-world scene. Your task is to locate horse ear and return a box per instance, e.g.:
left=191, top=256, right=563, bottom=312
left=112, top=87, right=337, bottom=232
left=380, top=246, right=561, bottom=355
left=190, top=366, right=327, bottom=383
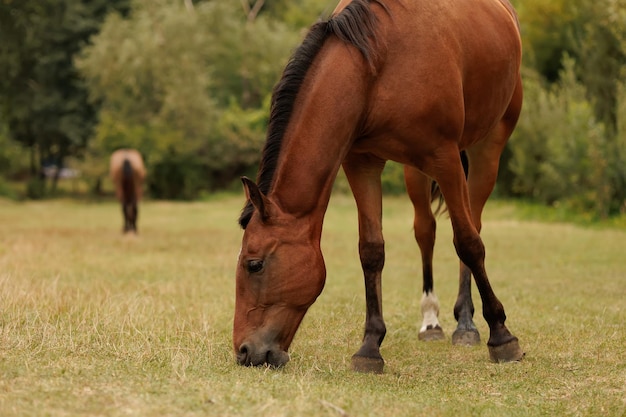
left=241, top=177, right=270, bottom=222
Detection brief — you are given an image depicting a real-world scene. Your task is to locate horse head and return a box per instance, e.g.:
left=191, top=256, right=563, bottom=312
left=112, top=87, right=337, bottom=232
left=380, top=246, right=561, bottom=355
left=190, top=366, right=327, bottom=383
left=233, top=177, right=326, bottom=367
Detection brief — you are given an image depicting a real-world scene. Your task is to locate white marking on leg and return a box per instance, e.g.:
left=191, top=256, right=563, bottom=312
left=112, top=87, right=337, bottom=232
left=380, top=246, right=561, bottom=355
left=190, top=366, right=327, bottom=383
left=420, top=292, right=441, bottom=333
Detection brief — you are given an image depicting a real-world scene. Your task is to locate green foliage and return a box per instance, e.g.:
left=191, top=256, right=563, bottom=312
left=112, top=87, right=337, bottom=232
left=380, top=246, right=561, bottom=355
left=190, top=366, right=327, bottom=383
left=503, top=0, right=626, bottom=218
left=25, top=177, right=46, bottom=200
left=0, top=127, right=29, bottom=179
left=608, top=82, right=626, bottom=214
left=515, top=0, right=581, bottom=82
left=381, top=161, right=406, bottom=195
left=0, top=178, right=18, bottom=199
left=77, top=0, right=300, bottom=198
left=256, top=0, right=337, bottom=28
left=576, top=0, right=626, bottom=132
left=207, top=3, right=301, bottom=109
left=211, top=99, right=270, bottom=173
left=1, top=0, right=624, bottom=220
left=147, top=150, right=206, bottom=200
left=516, top=0, right=626, bottom=132
left=0, top=0, right=129, bottom=196
left=507, top=58, right=622, bottom=217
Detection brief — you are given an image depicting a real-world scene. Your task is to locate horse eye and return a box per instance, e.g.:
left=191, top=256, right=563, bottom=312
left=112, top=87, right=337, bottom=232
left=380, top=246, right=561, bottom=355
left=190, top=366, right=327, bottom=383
left=246, top=259, right=264, bottom=274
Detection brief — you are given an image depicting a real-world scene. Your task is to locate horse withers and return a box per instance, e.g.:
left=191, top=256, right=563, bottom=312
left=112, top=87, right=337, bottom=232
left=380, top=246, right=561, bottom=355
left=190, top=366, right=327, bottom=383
left=110, top=149, right=146, bottom=234
left=234, top=0, right=524, bottom=372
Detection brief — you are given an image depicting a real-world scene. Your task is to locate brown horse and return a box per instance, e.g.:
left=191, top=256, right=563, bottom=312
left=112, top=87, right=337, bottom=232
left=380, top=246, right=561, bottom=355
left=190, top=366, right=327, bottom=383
left=110, top=149, right=146, bottom=234
left=235, top=0, right=524, bottom=372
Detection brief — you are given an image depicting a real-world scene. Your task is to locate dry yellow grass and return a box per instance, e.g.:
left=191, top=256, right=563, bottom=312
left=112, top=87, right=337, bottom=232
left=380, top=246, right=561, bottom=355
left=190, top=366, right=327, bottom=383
left=0, top=195, right=624, bottom=416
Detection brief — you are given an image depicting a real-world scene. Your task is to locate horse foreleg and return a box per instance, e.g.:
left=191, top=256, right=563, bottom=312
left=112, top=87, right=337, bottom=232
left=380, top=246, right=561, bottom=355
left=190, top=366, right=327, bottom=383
left=343, top=153, right=386, bottom=373
left=404, top=166, right=444, bottom=341
left=432, top=147, right=523, bottom=362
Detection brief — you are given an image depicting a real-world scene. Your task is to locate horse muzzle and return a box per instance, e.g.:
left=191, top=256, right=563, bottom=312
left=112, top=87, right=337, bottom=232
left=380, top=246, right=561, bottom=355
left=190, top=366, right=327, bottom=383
left=236, top=341, right=290, bottom=368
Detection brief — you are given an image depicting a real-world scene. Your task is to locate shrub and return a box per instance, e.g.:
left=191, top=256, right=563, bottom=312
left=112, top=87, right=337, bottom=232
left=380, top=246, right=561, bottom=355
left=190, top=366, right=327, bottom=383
left=381, top=161, right=406, bottom=195
left=507, top=57, right=620, bottom=217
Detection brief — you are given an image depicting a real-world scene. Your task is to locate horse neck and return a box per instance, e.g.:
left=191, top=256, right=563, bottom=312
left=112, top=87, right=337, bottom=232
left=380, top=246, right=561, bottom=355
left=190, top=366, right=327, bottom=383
left=270, top=40, right=370, bottom=237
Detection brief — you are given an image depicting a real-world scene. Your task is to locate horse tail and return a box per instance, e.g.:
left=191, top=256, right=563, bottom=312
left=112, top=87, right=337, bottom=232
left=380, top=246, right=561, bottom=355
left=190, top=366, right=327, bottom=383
left=432, top=151, right=469, bottom=216
left=121, top=158, right=136, bottom=204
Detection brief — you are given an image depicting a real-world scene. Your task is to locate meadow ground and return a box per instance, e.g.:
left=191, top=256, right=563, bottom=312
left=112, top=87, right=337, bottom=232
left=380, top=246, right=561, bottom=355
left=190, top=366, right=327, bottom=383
left=0, top=194, right=624, bottom=416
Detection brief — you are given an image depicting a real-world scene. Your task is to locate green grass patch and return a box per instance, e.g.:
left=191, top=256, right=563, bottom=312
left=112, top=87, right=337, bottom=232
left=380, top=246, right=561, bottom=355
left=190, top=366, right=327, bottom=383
left=490, top=198, right=626, bottom=229
left=0, top=195, right=624, bottom=416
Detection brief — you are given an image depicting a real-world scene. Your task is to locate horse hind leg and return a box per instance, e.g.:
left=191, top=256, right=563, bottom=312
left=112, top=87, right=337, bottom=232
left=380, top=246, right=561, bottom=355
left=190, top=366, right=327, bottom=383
left=432, top=145, right=523, bottom=362
left=404, top=166, right=445, bottom=342
left=451, top=146, right=504, bottom=346
left=126, top=201, right=138, bottom=233
left=452, top=152, right=481, bottom=346
left=122, top=202, right=134, bottom=233
left=452, top=263, right=480, bottom=345
left=132, top=203, right=138, bottom=233
left=452, top=78, right=524, bottom=351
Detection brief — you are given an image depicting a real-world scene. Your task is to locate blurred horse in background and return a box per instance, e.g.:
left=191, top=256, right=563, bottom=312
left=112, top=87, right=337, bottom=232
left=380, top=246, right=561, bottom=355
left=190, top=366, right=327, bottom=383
left=110, top=149, right=146, bottom=234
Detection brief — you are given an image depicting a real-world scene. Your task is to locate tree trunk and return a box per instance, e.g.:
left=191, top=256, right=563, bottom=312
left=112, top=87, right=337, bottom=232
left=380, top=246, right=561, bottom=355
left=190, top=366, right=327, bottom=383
left=240, top=0, right=265, bottom=22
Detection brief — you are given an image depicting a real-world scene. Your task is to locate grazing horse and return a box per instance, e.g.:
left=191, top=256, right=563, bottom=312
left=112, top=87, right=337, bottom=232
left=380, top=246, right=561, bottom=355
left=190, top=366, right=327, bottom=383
left=110, top=149, right=146, bottom=234
left=234, top=0, right=524, bottom=372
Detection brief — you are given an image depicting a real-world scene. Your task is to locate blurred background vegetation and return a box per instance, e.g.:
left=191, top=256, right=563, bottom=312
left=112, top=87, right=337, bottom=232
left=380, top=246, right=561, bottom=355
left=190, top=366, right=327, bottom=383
left=0, top=0, right=624, bottom=218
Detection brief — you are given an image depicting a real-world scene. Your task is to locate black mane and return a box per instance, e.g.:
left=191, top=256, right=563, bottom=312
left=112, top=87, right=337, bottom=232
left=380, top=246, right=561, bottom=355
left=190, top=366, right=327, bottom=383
left=239, top=0, right=384, bottom=228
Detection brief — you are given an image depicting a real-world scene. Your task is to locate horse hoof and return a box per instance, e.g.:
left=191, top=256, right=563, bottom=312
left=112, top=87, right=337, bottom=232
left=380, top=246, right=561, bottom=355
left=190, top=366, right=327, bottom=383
left=418, top=326, right=445, bottom=341
left=351, top=355, right=384, bottom=374
left=488, top=339, right=525, bottom=363
left=452, top=328, right=481, bottom=346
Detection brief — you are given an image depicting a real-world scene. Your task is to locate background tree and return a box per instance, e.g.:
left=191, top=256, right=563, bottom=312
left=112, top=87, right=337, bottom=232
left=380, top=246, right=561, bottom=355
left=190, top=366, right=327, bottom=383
left=0, top=0, right=129, bottom=197
left=76, top=0, right=300, bottom=199
left=1, top=0, right=624, bottom=216
left=576, top=0, right=626, bottom=133
left=503, top=0, right=626, bottom=217
left=241, top=0, right=335, bottom=27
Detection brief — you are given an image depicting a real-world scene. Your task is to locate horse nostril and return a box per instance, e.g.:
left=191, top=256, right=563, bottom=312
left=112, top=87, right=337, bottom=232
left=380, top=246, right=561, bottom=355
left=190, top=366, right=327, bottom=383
left=266, top=348, right=290, bottom=368
left=237, top=344, right=250, bottom=366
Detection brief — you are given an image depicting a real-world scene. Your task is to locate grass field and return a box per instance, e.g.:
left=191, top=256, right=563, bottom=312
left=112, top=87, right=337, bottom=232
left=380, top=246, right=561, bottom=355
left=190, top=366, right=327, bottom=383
left=0, top=194, right=624, bottom=416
